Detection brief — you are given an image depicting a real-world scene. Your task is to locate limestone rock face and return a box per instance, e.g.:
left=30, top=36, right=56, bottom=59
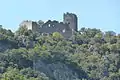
left=33, top=60, right=80, bottom=80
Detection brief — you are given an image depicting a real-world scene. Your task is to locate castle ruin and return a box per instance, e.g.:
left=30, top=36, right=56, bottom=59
left=19, top=12, right=78, bottom=39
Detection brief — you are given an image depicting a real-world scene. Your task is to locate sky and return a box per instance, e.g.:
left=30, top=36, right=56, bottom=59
left=0, top=0, right=120, bottom=33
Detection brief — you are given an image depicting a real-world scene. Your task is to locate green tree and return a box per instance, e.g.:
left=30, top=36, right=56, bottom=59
left=52, top=32, right=63, bottom=41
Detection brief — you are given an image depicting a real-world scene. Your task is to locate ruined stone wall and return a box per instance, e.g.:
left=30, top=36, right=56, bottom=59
left=63, top=12, right=78, bottom=31
left=19, top=20, right=40, bottom=32
left=61, top=30, right=72, bottom=39
left=32, top=22, right=39, bottom=32
left=19, top=12, right=78, bottom=39
left=19, top=20, right=33, bottom=30
left=40, top=20, right=72, bottom=38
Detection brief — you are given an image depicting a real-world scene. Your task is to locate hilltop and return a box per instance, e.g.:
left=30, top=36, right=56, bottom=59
left=0, top=24, right=120, bottom=80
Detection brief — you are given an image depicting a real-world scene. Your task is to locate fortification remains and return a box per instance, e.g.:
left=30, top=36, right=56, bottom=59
left=63, top=12, right=78, bottom=31
left=19, top=12, right=78, bottom=39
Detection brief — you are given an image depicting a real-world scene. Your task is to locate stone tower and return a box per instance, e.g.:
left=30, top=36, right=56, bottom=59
left=63, top=12, right=78, bottom=31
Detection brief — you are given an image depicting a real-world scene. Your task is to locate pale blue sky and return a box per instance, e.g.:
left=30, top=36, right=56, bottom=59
left=0, top=0, right=120, bottom=33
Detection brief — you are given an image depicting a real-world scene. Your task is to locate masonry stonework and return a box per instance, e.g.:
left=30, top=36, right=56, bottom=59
left=19, top=12, right=78, bottom=39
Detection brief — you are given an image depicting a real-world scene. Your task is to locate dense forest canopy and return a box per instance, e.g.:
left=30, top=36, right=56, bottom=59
left=0, top=26, right=120, bottom=80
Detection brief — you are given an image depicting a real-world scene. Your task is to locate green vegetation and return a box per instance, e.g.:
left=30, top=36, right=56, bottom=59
left=0, top=26, right=120, bottom=80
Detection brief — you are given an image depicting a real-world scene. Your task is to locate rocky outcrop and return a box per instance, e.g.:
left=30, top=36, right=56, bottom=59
left=33, top=60, right=85, bottom=80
